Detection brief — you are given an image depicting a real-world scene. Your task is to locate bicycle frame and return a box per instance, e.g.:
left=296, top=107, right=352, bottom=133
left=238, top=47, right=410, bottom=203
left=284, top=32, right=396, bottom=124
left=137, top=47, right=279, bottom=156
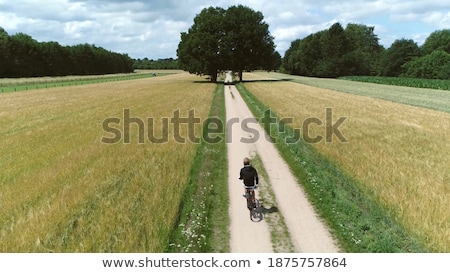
left=245, top=188, right=256, bottom=210
left=242, top=183, right=261, bottom=221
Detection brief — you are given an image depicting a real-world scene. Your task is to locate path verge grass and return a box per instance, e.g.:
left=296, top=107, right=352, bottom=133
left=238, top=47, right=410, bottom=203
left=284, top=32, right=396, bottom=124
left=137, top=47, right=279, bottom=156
left=168, top=83, right=229, bottom=253
left=235, top=81, right=427, bottom=252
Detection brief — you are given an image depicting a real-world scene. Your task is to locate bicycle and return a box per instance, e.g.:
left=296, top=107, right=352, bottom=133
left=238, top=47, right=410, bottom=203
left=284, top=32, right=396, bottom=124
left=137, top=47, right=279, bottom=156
left=243, top=184, right=262, bottom=221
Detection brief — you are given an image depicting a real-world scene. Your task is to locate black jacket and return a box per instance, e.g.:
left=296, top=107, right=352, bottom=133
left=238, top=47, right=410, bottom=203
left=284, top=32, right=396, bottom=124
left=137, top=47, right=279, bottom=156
left=239, top=165, right=259, bottom=187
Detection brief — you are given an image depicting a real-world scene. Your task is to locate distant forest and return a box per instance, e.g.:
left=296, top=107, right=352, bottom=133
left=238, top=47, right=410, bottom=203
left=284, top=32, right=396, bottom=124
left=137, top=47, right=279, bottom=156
left=0, top=27, right=135, bottom=78
left=282, top=23, right=450, bottom=79
left=0, top=26, right=180, bottom=78
left=133, top=58, right=179, bottom=70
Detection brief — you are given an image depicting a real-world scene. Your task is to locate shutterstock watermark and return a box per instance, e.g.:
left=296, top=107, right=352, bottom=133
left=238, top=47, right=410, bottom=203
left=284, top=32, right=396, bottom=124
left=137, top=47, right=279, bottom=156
left=101, top=108, right=348, bottom=144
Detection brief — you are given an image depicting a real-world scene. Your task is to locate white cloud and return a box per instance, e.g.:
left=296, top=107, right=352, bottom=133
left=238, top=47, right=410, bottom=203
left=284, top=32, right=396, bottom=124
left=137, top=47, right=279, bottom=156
left=0, top=12, right=23, bottom=30
left=423, top=11, right=450, bottom=28
left=390, top=13, right=419, bottom=23
left=64, top=20, right=98, bottom=40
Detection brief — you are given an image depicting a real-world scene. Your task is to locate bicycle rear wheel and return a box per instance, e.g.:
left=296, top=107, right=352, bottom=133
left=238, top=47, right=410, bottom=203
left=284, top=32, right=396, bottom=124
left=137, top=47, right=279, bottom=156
left=250, top=199, right=262, bottom=221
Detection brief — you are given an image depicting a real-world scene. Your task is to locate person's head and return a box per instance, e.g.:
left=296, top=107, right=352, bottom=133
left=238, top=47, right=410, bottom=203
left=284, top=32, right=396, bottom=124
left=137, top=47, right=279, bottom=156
left=243, top=157, right=250, bottom=166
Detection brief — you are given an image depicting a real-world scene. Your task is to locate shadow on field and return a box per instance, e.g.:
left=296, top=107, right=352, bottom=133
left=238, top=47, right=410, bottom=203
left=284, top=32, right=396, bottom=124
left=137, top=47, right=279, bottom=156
left=193, top=80, right=217, bottom=84
left=240, top=78, right=293, bottom=83
left=192, top=78, right=293, bottom=84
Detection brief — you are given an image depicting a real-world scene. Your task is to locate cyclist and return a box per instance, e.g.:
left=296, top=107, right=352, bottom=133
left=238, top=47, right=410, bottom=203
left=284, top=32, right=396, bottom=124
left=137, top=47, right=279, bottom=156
left=238, top=157, right=259, bottom=199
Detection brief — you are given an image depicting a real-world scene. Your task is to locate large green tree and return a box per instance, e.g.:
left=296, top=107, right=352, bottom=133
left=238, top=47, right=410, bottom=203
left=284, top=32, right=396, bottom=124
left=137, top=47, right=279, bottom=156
left=282, top=23, right=383, bottom=78
left=379, top=38, right=421, bottom=77
left=177, top=7, right=225, bottom=82
left=0, top=27, right=11, bottom=76
left=343, top=23, right=383, bottom=75
left=316, top=22, right=349, bottom=77
left=177, top=5, right=279, bottom=82
left=402, top=50, right=450, bottom=79
left=8, top=33, right=41, bottom=77
left=422, top=29, right=450, bottom=55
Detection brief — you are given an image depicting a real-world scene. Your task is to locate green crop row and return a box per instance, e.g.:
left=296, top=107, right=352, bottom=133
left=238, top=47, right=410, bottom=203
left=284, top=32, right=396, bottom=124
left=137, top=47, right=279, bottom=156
left=339, top=76, right=450, bottom=90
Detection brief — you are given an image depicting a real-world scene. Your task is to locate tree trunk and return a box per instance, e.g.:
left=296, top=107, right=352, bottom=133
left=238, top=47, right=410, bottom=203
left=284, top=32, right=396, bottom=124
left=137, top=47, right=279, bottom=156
left=209, top=68, right=218, bottom=82
left=210, top=72, right=217, bottom=82
left=238, top=70, right=243, bottom=82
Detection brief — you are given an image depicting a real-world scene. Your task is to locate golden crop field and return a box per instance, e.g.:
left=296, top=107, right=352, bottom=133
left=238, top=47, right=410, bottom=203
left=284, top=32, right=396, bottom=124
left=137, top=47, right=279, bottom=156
left=243, top=72, right=450, bottom=252
left=0, top=72, right=214, bottom=252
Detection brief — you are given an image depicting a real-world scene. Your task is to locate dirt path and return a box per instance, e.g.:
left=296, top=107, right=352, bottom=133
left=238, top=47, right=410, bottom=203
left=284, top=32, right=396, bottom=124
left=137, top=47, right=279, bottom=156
left=225, top=72, right=340, bottom=252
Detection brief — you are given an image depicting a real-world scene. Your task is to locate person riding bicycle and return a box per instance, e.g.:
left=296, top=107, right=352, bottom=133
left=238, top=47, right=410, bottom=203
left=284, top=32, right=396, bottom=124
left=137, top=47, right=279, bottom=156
left=239, top=157, right=259, bottom=198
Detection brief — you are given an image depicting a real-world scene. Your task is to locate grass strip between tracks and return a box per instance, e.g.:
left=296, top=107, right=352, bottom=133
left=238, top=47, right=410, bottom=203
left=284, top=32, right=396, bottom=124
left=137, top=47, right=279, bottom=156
left=250, top=153, right=295, bottom=252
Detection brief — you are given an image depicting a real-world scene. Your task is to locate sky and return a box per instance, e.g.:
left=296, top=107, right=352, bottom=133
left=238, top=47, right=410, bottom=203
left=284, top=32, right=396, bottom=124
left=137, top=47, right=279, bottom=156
left=1, top=0, right=449, bottom=60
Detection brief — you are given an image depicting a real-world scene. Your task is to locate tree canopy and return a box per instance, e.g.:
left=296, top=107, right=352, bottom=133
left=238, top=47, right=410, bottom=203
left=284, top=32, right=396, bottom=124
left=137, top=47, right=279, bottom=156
left=283, top=23, right=384, bottom=78
left=422, top=29, right=450, bottom=55
left=177, top=5, right=280, bottom=82
left=378, top=38, right=421, bottom=77
left=283, top=23, right=450, bottom=79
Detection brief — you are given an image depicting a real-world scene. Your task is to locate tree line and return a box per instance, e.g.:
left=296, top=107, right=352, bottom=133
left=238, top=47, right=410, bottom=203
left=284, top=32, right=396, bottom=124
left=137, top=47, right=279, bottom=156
left=0, top=27, right=134, bottom=78
left=133, top=58, right=179, bottom=70
left=282, top=23, right=450, bottom=79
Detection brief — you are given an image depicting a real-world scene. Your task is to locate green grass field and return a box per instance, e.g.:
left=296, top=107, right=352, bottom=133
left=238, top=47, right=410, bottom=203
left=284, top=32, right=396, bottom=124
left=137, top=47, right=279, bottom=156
left=253, top=72, right=450, bottom=113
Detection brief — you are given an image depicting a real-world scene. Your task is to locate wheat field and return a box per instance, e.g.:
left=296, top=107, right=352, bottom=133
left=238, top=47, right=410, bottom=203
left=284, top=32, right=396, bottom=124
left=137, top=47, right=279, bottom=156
left=0, top=72, right=214, bottom=252
left=243, top=72, right=450, bottom=252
